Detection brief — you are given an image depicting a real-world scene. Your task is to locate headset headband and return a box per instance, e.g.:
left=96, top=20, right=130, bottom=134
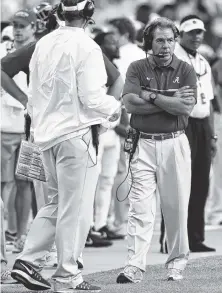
left=62, top=0, right=87, bottom=12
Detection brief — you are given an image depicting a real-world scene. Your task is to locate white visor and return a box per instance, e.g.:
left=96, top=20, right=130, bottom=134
left=180, top=18, right=206, bottom=32
left=62, top=0, right=87, bottom=12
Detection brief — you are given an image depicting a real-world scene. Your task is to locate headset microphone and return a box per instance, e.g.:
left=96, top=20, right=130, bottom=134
left=147, top=52, right=167, bottom=58
left=154, top=53, right=166, bottom=58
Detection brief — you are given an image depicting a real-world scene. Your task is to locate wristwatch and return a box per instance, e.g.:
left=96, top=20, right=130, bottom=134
left=211, top=134, right=218, bottom=142
left=149, top=92, right=158, bottom=104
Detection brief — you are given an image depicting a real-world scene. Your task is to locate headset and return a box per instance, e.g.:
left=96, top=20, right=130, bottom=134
left=57, top=0, right=95, bottom=21
left=143, top=19, right=179, bottom=53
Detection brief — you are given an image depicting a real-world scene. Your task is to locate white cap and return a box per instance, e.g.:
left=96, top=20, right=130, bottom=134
left=1, top=25, right=14, bottom=41
left=180, top=18, right=206, bottom=32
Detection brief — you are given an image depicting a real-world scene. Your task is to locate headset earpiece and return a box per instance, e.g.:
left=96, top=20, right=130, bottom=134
left=57, top=3, right=65, bottom=21
left=143, top=23, right=153, bottom=52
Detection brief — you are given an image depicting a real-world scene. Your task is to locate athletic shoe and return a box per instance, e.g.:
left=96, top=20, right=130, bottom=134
left=11, top=259, right=51, bottom=290
left=116, top=265, right=143, bottom=283
left=52, top=279, right=101, bottom=292
left=167, top=268, right=183, bottom=281
left=12, top=235, right=26, bottom=254
left=98, top=226, right=125, bottom=240
left=190, top=243, right=216, bottom=252
left=1, top=269, right=18, bottom=284
left=85, top=229, right=113, bottom=247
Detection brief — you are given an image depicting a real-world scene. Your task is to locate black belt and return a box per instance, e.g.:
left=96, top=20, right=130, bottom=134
left=140, top=130, right=185, bottom=141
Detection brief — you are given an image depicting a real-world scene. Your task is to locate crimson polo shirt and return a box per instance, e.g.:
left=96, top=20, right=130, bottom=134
left=123, top=54, right=197, bottom=133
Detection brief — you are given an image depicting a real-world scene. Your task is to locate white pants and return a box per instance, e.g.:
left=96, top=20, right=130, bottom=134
left=18, top=131, right=97, bottom=286
left=1, top=198, right=7, bottom=264
left=126, top=133, right=191, bottom=271
left=207, top=113, right=222, bottom=224
left=111, top=137, right=129, bottom=234
left=94, top=130, right=120, bottom=230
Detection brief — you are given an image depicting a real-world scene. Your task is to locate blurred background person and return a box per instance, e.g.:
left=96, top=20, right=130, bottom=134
left=160, top=14, right=217, bottom=253
left=33, top=1, right=54, bottom=39
left=1, top=9, right=37, bottom=254
left=0, top=198, right=18, bottom=284
left=108, top=17, right=144, bottom=80
left=1, top=25, right=14, bottom=43
left=206, top=58, right=222, bottom=225
left=93, top=31, right=125, bottom=240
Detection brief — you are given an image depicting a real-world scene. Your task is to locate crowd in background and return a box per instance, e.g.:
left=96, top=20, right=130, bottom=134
left=1, top=0, right=222, bottom=284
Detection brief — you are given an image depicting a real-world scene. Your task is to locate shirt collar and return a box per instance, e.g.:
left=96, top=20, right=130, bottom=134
left=59, top=26, right=84, bottom=32
left=148, top=54, right=178, bottom=70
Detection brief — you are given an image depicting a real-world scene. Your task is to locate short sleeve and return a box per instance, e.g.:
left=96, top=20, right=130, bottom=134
left=103, top=54, right=120, bottom=87
left=1, top=42, right=36, bottom=79
left=180, top=63, right=197, bottom=101
left=181, top=63, right=197, bottom=88
left=123, top=62, right=141, bottom=96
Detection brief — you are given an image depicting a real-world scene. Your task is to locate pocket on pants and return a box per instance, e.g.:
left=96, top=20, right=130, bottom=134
left=178, top=134, right=191, bottom=162
left=81, top=129, right=96, bottom=166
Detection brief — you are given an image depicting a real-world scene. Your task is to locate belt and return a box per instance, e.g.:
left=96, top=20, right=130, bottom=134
left=140, top=130, right=185, bottom=141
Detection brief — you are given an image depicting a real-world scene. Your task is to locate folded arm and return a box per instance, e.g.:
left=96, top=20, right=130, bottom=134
left=1, top=68, right=27, bottom=107
left=141, top=86, right=196, bottom=116
left=123, top=93, right=163, bottom=115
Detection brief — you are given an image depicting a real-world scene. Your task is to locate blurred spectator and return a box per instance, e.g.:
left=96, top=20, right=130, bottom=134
left=1, top=198, right=18, bottom=284
left=108, top=17, right=144, bottom=80
left=94, top=31, right=120, bottom=61
left=175, top=15, right=216, bottom=252
left=157, top=4, right=177, bottom=22
left=135, top=3, right=153, bottom=25
left=1, top=25, right=14, bottom=43
left=94, top=31, right=127, bottom=239
left=206, top=58, right=222, bottom=225
left=198, top=43, right=217, bottom=65
left=1, top=9, right=37, bottom=254
left=33, top=1, right=53, bottom=39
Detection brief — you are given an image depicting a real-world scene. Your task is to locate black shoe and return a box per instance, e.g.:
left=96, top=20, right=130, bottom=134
left=116, top=273, right=133, bottom=283
left=11, top=259, right=51, bottom=291
left=77, top=260, right=83, bottom=270
left=85, top=229, right=113, bottom=247
left=160, top=240, right=168, bottom=254
left=190, top=243, right=216, bottom=252
left=98, top=226, right=125, bottom=240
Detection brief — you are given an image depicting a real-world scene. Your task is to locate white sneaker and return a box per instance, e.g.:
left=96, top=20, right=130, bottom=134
left=52, top=279, right=101, bottom=292
left=12, top=235, right=26, bottom=254
left=1, top=269, right=18, bottom=284
left=167, top=268, right=183, bottom=281
left=116, top=265, right=143, bottom=283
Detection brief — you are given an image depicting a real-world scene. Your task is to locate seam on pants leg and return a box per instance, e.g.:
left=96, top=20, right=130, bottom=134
left=165, top=137, right=181, bottom=269
left=70, top=148, right=90, bottom=260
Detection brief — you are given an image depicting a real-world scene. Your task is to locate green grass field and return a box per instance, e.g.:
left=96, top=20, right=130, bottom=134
left=2, top=256, right=222, bottom=293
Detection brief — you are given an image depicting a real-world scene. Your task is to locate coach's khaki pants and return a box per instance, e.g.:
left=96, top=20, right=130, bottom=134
left=126, top=133, right=191, bottom=271
left=18, top=130, right=96, bottom=286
